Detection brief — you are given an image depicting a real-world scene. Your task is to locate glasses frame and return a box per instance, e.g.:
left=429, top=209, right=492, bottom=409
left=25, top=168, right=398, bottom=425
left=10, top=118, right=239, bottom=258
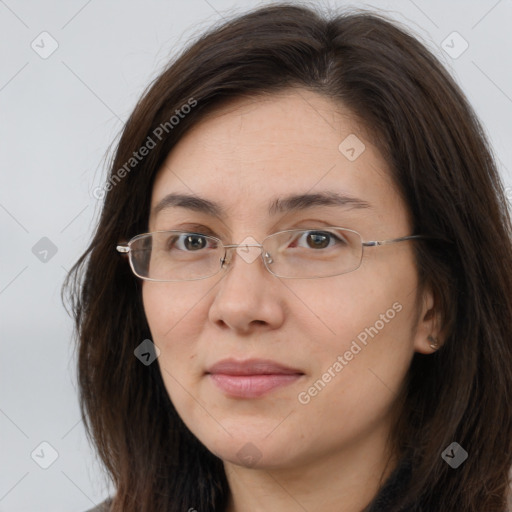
left=116, top=227, right=439, bottom=282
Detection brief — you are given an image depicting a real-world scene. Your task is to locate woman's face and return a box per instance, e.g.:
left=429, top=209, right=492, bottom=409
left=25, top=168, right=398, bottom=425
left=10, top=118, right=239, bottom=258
left=143, top=89, right=435, bottom=470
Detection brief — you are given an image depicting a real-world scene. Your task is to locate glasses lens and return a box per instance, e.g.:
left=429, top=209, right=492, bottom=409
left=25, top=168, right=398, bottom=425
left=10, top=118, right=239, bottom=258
left=263, top=228, right=363, bottom=278
left=129, top=231, right=223, bottom=281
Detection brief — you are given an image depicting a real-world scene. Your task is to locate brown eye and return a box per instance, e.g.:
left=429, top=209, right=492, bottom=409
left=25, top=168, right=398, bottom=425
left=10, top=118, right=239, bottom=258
left=174, top=233, right=210, bottom=251
left=184, top=234, right=208, bottom=251
left=306, top=232, right=331, bottom=249
left=292, top=230, right=345, bottom=250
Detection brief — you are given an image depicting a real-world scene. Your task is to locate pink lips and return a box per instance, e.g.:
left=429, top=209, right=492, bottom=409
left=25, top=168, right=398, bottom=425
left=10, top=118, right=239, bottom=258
left=206, top=358, right=304, bottom=398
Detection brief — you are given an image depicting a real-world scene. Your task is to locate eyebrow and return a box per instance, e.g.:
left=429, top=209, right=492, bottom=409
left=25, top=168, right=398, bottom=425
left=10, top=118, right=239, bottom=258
left=152, top=191, right=372, bottom=218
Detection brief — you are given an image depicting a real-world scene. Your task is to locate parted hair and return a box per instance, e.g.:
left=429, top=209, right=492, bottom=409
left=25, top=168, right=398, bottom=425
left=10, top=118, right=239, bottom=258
left=63, top=3, right=512, bottom=511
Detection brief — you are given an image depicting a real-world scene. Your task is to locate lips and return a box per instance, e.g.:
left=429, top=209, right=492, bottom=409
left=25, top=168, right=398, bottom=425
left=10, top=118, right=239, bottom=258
left=206, top=358, right=304, bottom=398
left=206, top=358, right=303, bottom=376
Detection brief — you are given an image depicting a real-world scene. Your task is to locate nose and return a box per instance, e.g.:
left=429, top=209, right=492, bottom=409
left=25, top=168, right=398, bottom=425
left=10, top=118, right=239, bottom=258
left=208, top=242, right=285, bottom=333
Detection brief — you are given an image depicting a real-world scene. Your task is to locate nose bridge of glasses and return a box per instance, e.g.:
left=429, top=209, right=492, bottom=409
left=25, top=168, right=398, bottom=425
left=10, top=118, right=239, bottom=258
left=222, top=243, right=263, bottom=249
left=220, top=241, right=273, bottom=268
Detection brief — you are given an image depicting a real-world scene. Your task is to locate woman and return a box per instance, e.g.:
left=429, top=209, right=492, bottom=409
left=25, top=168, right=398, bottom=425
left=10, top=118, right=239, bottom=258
left=64, top=3, right=512, bottom=511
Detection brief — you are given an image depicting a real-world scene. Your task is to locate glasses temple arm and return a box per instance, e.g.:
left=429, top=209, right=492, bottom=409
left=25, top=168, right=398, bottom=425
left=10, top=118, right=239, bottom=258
left=362, top=235, right=450, bottom=247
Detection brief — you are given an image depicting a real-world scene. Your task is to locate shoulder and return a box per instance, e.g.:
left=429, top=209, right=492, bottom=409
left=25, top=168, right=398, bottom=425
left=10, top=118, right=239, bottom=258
left=84, top=498, right=112, bottom=512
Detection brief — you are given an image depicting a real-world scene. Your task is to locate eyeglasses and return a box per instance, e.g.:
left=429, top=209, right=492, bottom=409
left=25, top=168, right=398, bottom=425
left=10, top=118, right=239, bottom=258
left=116, top=227, right=434, bottom=281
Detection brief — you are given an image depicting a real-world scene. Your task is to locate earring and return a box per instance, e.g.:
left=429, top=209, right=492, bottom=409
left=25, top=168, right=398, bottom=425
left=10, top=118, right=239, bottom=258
left=428, top=335, right=439, bottom=350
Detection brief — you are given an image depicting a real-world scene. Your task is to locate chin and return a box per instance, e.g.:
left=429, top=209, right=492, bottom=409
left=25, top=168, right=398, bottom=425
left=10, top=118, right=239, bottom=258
left=197, top=429, right=301, bottom=470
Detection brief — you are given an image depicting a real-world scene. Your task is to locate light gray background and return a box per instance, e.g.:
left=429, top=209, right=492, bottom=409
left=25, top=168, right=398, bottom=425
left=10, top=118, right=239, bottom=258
left=1, top=1, right=511, bottom=510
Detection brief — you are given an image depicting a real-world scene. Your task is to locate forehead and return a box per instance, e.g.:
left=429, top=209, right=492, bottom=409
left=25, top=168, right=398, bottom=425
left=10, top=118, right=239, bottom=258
left=149, top=89, right=404, bottom=227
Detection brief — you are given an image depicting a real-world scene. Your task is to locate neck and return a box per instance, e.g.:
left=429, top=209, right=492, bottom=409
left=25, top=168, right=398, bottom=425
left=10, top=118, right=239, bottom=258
left=223, top=429, right=398, bottom=512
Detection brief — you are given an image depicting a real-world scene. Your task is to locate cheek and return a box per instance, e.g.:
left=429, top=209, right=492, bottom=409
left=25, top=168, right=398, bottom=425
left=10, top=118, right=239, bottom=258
left=302, top=254, right=419, bottom=390
left=297, top=253, right=417, bottom=342
left=142, top=283, right=170, bottom=338
left=143, top=282, right=201, bottom=335
left=142, top=282, right=205, bottom=416
left=141, top=282, right=205, bottom=369
left=293, top=280, right=417, bottom=449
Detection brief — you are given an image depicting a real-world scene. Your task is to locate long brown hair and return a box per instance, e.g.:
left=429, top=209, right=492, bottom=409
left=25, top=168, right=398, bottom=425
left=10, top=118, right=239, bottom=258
left=63, top=4, right=512, bottom=511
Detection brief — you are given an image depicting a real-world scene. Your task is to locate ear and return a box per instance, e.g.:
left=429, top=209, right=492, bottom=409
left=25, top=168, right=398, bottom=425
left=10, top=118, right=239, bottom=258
left=413, top=283, right=442, bottom=354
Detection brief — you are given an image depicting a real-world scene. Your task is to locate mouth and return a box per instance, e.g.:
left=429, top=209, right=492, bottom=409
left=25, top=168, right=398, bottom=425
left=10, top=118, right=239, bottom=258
left=205, top=358, right=305, bottom=398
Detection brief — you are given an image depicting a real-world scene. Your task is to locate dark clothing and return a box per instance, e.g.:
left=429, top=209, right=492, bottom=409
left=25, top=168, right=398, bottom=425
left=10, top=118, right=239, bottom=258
left=85, top=458, right=412, bottom=512
left=363, top=457, right=413, bottom=512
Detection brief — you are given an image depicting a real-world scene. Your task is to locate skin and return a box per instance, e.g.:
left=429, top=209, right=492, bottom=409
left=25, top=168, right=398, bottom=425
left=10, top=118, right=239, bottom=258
left=142, top=89, right=440, bottom=512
